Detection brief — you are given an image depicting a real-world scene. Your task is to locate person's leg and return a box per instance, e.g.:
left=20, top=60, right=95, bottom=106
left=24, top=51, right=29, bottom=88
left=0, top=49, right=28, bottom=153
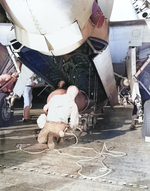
left=38, top=122, right=67, bottom=146
left=47, top=123, right=67, bottom=149
left=38, top=122, right=50, bottom=144
left=130, top=103, right=137, bottom=130
left=47, top=132, right=55, bottom=150
left=23, top=87, right=32, bottom=120
left=131, top=115, right=137, bottom=129
left=24, top=106, right=30, bottom=120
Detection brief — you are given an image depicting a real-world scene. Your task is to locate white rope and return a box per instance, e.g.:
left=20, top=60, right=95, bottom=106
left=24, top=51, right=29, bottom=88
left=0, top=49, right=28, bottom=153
left=17, top=143, right=49, bottom=155
left=53, top=132, right=127, bottom=179
left=1, top=130, right=127, bottom=179
left=0, top=149, right=19, bottom=154
left=19, top=148, right=49, bottom=155
left=0, top=143, right=48, bottom=155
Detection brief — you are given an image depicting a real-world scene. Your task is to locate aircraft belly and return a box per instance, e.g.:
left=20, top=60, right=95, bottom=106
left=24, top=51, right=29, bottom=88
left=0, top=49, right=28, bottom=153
left=15, top=25, right=50, bottom=53
left=45, top=22, right=82, bottom=51
left=93, top=46, right=118, bottom=107
left=0, top=0, right=108, bottom=56
left=1, top=0, right=94, bottom=33
left=15, top=19, right=94, bottom=56
left=15, top=23, right=83, bottom=54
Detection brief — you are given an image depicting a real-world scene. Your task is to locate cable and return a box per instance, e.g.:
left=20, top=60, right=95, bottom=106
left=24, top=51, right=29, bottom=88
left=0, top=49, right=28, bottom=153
left=53, top=131, right=127, bottom=179
left=19, top=148, right=49, bottom=155
left=17, top=143, right=49, bottom=155
left=0, top=149, right=19, bottom=154
left=11, top=131, right=127, bottom=179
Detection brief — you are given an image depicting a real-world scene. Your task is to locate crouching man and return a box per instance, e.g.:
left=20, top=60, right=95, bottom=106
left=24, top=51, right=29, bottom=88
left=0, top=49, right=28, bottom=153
left=38, top=85, right=79, bottom=150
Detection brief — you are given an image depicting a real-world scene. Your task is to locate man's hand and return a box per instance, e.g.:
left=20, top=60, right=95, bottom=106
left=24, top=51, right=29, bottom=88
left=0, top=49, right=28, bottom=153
left=43, top=104, right=48, bottom=114
left=69, top=124, right=77, bottom=132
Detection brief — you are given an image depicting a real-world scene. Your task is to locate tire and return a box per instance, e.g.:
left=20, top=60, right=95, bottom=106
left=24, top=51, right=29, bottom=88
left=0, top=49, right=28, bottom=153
left=0, top=93, right=14, bottom=127
left=142, top=99, right=150, bottom=138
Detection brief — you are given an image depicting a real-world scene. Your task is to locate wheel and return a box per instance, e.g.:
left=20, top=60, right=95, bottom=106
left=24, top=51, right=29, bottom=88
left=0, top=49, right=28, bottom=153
left=142, top=99, right=150, bottom=139
left=0, top=93, right=14, bottom=127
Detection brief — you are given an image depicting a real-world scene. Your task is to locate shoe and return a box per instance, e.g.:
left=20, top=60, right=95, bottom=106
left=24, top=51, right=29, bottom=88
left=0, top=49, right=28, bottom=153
left=130, top=125, right=136, bottom=130
left=22, top=118, right=34, bottom=124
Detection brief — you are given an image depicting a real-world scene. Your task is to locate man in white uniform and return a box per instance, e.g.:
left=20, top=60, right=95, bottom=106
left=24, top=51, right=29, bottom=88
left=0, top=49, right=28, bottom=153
left=23, top=76, right=33, bottom=121
left=38, top=85, right=79, bottom=150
